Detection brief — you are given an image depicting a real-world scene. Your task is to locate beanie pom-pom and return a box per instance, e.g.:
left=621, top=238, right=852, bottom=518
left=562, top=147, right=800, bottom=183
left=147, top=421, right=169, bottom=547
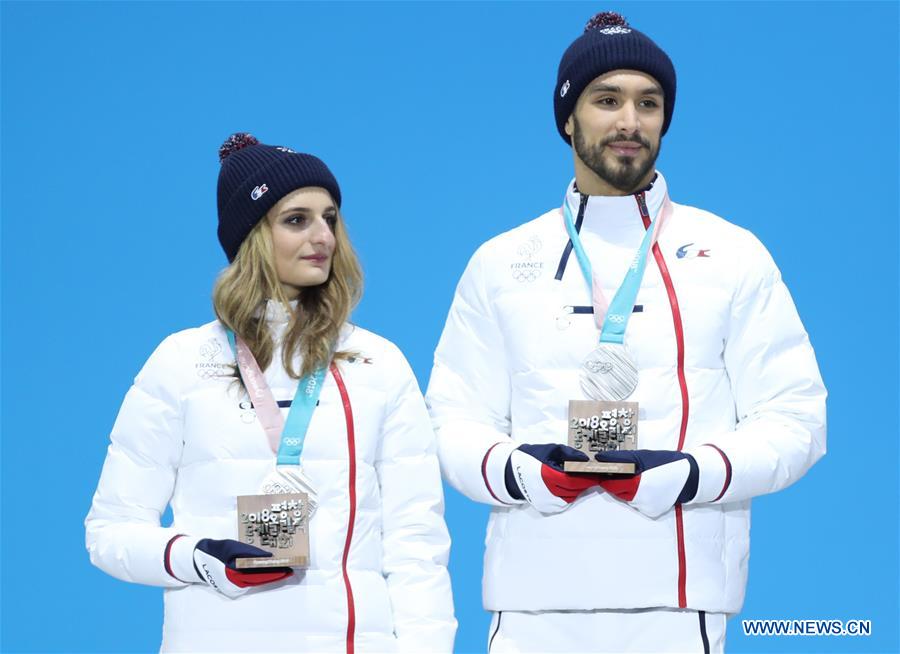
left=219, top=132, right=260, bottom=163
left=585, top=11, right=627, bottom=32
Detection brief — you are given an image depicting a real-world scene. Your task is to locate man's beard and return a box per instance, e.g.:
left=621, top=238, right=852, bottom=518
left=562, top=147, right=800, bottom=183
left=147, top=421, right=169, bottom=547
left=573, top=117, right=660, bottom=193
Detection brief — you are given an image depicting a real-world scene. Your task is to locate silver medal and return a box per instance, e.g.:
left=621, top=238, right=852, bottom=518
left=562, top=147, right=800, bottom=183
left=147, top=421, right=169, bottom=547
left=580, top=343, right=638, bottom=401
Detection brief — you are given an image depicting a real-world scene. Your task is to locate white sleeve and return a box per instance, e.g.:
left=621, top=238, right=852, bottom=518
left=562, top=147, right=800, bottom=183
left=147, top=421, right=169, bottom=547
left=426, top=246, right=523, bottom=507
left=687, top=234, right=827, bottom=505
left=375, top=346, right=457, bottom=653
left=84, top=335, right=192, bottom=587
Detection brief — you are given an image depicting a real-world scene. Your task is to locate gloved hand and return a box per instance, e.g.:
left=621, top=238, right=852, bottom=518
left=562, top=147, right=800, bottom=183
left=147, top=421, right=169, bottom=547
left=505, top=444, right=602, bottom=514
left=166, top=536, right=293, bottom=599
left=594, top=449, right=698, bottom=518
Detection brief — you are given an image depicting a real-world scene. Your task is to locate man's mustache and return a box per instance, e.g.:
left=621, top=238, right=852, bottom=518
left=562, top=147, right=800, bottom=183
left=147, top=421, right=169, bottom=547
left=601, top=135, right=651, bottom=148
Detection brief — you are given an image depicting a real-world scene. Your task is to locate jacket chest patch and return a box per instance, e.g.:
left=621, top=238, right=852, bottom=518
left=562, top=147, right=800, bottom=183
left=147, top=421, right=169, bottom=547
left=509, top=235, right=545, bottom=283
left=196, top=337, right=232, bottom=379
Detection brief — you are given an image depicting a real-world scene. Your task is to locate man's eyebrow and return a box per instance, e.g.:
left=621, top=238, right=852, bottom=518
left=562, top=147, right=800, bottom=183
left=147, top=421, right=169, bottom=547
left=588, top=83, right=621, bottom=93
left=587, top=83, right=663, bottom=96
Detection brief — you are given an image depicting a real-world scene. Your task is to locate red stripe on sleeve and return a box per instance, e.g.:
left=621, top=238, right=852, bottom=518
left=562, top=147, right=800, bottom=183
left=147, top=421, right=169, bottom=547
left=482, top=442, right=514, bottom=505
left=164, top=534, right=187, bottom=582
left=703, top=444, right=733, bottom=502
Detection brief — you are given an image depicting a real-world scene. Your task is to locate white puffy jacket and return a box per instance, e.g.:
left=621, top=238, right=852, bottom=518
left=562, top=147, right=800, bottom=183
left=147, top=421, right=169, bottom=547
left=426, top=173, right=826, bottom=614
left=86, top=302, right=456, bottom=653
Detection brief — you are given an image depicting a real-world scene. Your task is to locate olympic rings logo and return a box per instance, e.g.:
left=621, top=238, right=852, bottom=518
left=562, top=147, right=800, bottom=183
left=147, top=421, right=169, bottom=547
left=607, top=314, right=626, bottom=324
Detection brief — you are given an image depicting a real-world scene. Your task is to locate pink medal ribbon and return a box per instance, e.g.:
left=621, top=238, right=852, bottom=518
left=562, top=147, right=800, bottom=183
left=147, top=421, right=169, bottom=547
left=233, top=335, right=287, bottom=454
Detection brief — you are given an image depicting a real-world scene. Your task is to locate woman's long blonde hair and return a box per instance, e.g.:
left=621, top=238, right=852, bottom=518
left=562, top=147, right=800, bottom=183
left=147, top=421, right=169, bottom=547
left=212, top=208, right=362, bottom=379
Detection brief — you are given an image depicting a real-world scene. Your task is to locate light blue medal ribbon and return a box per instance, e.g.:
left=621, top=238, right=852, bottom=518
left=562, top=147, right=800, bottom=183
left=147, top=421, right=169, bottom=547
left=562, top=195, right=660, bottom=344
left=277, top=368, right=327, bottom=466
left=226, top=329, right=327, bottom=466
left=564, top=191, right=669, bottom=401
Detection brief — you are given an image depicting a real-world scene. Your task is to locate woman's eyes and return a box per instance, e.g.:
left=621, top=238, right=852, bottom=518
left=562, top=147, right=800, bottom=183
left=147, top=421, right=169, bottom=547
left=284, top=214, right=337, bottom=227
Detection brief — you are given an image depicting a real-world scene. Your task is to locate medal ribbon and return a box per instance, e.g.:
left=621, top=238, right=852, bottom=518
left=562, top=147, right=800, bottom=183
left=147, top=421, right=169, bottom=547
left=226, top=329, right=327, bottom=466
left=562, top=191, right=672, bottom=344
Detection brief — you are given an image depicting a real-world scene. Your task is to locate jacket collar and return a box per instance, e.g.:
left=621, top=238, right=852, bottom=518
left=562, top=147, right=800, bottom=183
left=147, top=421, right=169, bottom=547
left=262, top=299, right=298, bottom=327
left=565, top=171, right=668, bottom=240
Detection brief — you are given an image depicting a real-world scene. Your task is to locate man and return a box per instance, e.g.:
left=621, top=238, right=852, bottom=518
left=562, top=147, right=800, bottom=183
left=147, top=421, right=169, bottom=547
left=426, top=11, right=826, bottom=653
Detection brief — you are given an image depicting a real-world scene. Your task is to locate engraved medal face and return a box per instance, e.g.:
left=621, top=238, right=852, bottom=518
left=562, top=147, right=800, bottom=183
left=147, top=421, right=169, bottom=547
left=236, top=492, right=310, bottom=569
left=580, top=343, right=638, bottom=401
left=564, top=400, right=638, bottom=475
left=260, top=466, right=318, bottom=517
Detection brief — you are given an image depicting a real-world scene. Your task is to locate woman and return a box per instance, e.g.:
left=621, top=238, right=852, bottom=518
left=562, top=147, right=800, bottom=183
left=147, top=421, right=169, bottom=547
left=85, top=133, right=456, bottom=653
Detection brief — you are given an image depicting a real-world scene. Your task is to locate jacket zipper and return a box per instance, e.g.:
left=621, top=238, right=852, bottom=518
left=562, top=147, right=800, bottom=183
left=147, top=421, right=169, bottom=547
left=331, top=364, right=357, bottom=654
left=562, top=305, right=643, bottom=314
left=637, top=193, right=690, bottom=609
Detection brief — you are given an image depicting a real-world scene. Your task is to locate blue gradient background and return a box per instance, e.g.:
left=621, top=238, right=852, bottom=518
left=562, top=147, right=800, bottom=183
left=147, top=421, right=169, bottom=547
left=2, top=2, right=898, bottom=652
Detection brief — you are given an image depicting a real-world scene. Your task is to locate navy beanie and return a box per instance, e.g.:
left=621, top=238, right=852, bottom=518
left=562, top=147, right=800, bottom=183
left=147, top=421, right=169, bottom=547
left=554, top=12, right=676, bottom=144
left=216, top=133, right=342, bottom=262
